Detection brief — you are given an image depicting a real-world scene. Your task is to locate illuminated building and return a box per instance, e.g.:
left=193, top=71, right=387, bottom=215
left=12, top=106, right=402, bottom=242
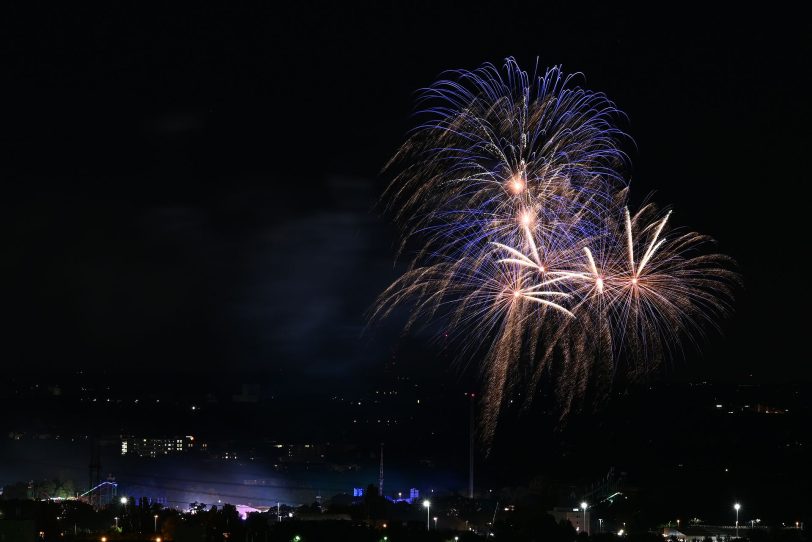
left=120, top=435, right=195, bottom=457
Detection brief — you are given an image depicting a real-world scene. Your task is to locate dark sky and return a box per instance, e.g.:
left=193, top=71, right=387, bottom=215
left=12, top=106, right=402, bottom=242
left=2, top=5, right=810, bottom=387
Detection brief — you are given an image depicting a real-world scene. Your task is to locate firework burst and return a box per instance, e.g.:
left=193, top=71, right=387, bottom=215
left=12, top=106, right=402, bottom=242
left=374, top=58, right=738, bottom=447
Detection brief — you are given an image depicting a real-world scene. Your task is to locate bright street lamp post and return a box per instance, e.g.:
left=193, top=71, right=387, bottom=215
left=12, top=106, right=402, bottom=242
left=581, top=502, right=589, bottom=536
left=423, top=500, right=431, bottom=531
left=154, top=514, right=159, bottom=532
left=734, top=503, right=741, bottom=538
left=433, top=516, right=438, bottom=530
left=119, top=496, right=128, bottom=529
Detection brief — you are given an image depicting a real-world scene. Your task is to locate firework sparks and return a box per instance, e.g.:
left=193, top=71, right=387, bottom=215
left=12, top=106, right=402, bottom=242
left=374, top=58, right=738, bottom=447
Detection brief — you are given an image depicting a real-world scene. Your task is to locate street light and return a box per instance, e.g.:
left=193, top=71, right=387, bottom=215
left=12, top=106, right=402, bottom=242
left=433, top=516, right=438, bottom=530
left=581, top=501, right=589, bottom=536
left=154, top=514, right=159, bottom=532
left=734, top=503, right=741, bottom=538
left=423, top=500, right=431, bottom=531
left=120, top=496, right=128, bottom=505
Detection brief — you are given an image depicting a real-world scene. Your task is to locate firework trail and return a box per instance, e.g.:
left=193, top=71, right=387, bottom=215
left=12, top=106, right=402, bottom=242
left=374, top=58, right=738, bottom=447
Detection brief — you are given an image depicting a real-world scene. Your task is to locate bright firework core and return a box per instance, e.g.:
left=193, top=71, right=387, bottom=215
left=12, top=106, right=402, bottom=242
left=509, top=174, right=524, bottom=193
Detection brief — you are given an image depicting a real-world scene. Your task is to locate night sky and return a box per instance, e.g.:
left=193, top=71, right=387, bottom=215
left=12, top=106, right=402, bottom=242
left=2, top=5, right=810, bottom=391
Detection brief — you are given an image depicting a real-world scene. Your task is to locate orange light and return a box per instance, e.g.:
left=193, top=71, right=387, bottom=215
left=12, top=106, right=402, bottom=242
left=631, top=277, right=638, bottom=285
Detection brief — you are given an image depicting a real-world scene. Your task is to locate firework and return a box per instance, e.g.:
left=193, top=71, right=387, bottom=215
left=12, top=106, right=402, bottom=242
left=374, top=58, right=738, bottom=447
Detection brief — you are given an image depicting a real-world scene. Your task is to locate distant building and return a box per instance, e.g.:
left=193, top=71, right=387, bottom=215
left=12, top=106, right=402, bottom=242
left=395, top=488, right=419, bottom=504
left=549, top=506, right=590, bottom=533
left=121, top=435, right=195, bottom=457
left=221, top=450, right=239, bottom=460
left=272, top=443, right=324, bottom=464
left=663, top=525, right=762, bottom=542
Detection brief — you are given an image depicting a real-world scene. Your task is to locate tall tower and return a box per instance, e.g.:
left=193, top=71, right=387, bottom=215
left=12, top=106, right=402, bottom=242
left=88, top=438, right=101, bottom=509
left=469, top=392, right=475, bottom=499
left=378, top=442, right=384, bottom=497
